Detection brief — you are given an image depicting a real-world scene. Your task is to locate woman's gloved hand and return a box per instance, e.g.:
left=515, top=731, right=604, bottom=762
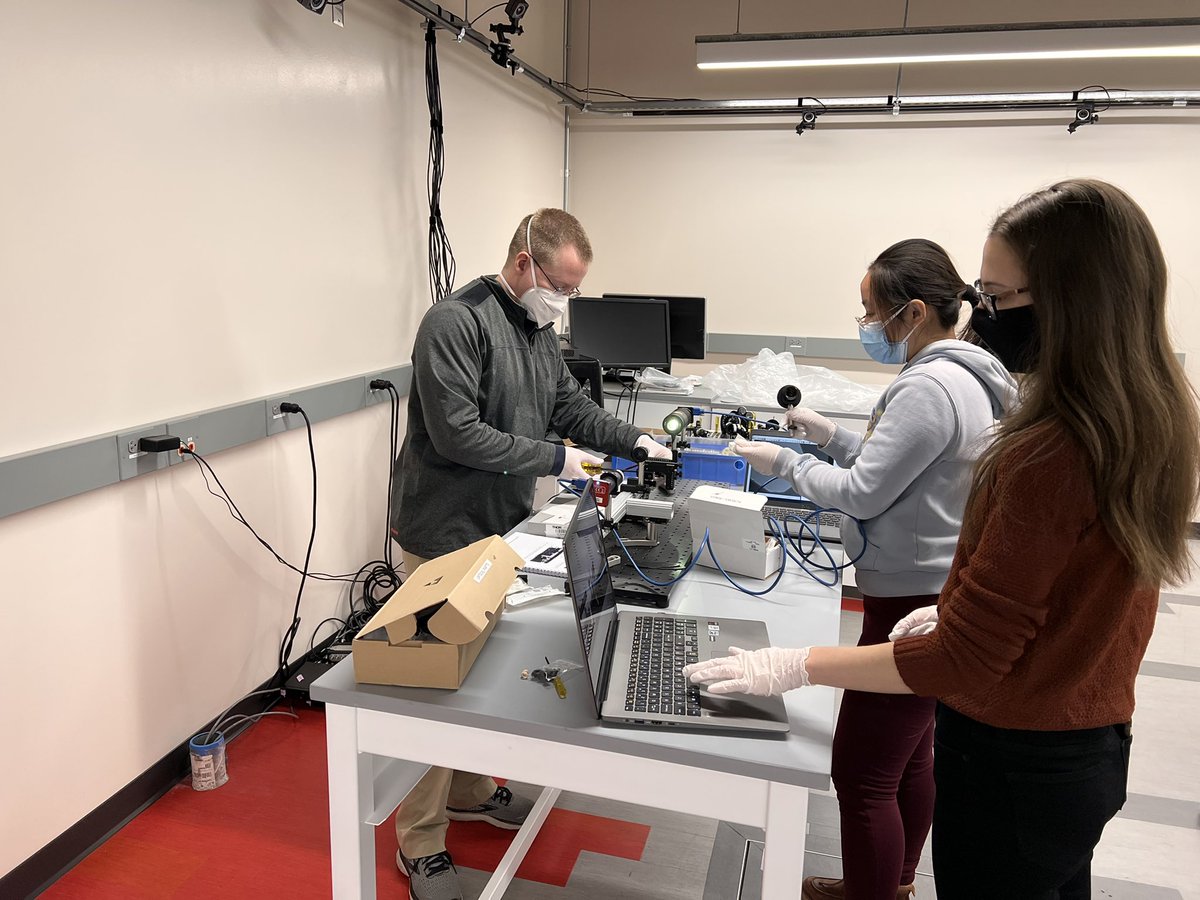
left=888, top=605, right=939, bottom=641
left=732, top=436, right=781, bottom=471
left=785, top=407, right=836, bottom=447
left=682, top=646, right=811, bottom=696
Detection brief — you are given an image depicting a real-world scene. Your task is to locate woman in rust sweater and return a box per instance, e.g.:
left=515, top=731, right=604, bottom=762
left=685, top=179, right=1200, bottom=900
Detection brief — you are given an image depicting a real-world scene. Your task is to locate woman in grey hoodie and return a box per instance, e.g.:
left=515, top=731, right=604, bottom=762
left=735, top=239, right=1017, bottom=900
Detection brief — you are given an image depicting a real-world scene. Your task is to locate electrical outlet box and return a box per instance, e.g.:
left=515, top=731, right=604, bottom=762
left=786, top=336, right=807, bottom=356
left=363, top=367, right=413, bottom=407
left=168, top=404, right=268, bottom=466
left=265, top=396, right=303, bottom=436
left=116, top=426, right=173, bottom=480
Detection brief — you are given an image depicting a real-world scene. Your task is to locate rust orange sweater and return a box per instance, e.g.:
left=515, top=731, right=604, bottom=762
left=893, top=427, right=1157, bottom=730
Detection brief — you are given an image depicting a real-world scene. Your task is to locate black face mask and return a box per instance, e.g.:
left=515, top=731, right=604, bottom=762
left=970, top=304, right=1040, bottom=373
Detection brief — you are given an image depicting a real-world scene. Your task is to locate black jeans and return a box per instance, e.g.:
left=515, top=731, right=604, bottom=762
left=931, top=703, right=1132, bottom=900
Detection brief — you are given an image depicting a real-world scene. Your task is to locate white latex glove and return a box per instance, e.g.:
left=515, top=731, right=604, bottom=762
left=560, top=446, right=605, bottom=480
left=682, top=646, right=811, bottom=697
left=888, top=605, right=939, bottom=641
left=635, top=434, right=673, bottom=460
left=784, top=407, right=836, bottom=447
left=732, top=436, right=781, bottom=472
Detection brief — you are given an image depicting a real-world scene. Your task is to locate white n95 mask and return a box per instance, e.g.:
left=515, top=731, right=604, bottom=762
left=498, top=217, right=570, bottom=329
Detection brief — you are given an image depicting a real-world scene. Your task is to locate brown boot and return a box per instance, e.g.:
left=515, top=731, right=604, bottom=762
left=802, top=877, right=917, bottom=900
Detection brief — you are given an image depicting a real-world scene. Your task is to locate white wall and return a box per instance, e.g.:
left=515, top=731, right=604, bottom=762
left=568, top=113, right=1200, bottom=390
left=0, top=0, right=566, bottom=877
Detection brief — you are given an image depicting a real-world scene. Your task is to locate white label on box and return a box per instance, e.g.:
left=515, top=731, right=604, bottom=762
left=742, top=538, right=763, bottom=552
left=474, top=559, right=493, bottom=583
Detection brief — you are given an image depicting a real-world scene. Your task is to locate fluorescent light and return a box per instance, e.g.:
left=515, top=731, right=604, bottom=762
left=696, top=20, right=1200, bottom=70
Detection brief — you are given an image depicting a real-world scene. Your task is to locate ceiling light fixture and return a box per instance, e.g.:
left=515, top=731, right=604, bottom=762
left=696, top=18, right=1200, bottom=70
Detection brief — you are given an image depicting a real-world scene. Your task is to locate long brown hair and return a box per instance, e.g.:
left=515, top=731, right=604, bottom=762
left=966, top=179, right=1199, bottom=586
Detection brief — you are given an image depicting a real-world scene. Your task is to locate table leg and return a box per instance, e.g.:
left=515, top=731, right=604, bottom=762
left=760, top=781, right=809, bottom=900
left=476, top=787, right=561, bottom=900
left=326, top=704, right=376, bottom=899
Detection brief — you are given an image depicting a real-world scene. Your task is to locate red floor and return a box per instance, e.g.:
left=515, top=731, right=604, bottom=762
left=44, top=708, right=649, bottom=899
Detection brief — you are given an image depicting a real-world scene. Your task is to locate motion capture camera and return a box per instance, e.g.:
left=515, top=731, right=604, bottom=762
left=489, top=0, right=530, bottom=73
left=296, top=0, right=327, bottom=12
left=1067, top=103, right=1099, bottom=134
left=795, top=110, right=820, bottom=136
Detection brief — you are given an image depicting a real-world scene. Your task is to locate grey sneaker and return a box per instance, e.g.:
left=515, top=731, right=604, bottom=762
left=446, top=785, right=533, bottom=830
left=397, top=850, right=463, bottom=900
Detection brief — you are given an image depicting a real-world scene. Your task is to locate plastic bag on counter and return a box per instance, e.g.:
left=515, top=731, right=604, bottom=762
left=633, top=367, right=703, bottom=393
left=700, top=349, right=878, bottom=414
left=793, top=365, right=880, bottom=414
left=700, top=349, right=801, bottom=406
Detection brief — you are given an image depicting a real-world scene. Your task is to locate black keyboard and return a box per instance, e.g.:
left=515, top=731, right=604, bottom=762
left=761, top=505, right=842, bottom=530
left=625, top=616, right=701, bottom=717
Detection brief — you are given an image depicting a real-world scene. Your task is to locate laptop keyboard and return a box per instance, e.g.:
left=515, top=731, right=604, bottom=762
left=625, top=616, right=702, bottom=717
left=761, top=506, right=842, bottom=530
left=582, top=620, right=594, bottom=655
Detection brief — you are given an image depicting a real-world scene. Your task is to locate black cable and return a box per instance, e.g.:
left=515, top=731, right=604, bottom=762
left=552, top=79, right=698, bottom=103
left=275, top=406, right=319, bottom=687
left=426, top=21, right=456, bottom=303
left=308, top=616, right=348, bottom=654
left=467, top=1, right=505, bottom=26
left=631, top=384, right=642, bottom=426
left=183, top=450, right=357, bottom=582
left=384, top=385, right=400, bottom=571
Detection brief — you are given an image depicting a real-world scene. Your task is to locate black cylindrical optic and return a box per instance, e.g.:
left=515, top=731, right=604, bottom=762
left=777, top=385, right=802, bottom=409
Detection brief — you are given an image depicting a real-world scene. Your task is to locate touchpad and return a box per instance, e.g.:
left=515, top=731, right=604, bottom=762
left=699, top=692, right=764, bottom=718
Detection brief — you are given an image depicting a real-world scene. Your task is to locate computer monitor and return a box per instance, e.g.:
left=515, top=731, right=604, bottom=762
left=568, top=296, right=671, bottom=371
left=603, top=294, right=706, bottom=360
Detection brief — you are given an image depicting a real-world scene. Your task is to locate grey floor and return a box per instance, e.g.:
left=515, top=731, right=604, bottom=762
left=454, top=543, right=1200, bottom=899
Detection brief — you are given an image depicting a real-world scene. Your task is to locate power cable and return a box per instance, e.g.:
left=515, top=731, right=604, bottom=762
left=426, top=21, right=456, bottom=303
left=274, top=405, right=319, bottom=687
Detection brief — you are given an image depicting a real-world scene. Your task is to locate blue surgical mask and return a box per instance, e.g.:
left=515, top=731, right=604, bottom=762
left=858, top=304, right=917, bottom=365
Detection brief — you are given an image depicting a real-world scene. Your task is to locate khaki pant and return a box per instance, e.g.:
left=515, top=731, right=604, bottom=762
left=395, top=551, right=498, bottom=858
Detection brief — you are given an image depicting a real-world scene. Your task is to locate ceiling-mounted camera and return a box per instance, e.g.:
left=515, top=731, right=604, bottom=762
left=1067, top=102, right=1099, bottom=134
left=795, top=110, right=820, bottom=136
left=489, top=0, right=530, bottom=74
left=296, top=0, right=327, bottom=12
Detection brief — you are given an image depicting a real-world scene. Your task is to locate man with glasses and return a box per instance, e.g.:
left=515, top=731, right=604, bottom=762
left=388, top=207, right=669, bottom=900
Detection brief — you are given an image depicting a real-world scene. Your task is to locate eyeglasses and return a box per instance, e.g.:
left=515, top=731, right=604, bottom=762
left=960, top=280, right=1030, bottom=321
left=855, top=302, right=909, bottom=329
left=530, top=255, right=582, bottom=300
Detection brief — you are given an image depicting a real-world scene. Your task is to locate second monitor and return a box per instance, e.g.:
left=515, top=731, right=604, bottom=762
left=568, top=296, right=672, bottom=372
left=604, top=293, right=707, bottom=361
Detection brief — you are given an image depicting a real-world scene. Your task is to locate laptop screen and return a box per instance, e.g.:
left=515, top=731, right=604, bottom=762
left=562, top=484, right=620, bottom=717
left=745, top=432, right=835, bottom=503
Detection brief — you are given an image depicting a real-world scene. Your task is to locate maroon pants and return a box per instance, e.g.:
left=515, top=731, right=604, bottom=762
left=831, top=593, right=938, bottom=899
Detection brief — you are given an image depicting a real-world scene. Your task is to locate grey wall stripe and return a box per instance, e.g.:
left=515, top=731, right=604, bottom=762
left=0, top=364, right=413, bottom=521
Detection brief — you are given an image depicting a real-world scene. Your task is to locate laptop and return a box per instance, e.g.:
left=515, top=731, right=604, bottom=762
left=745, top=432, right=844, bottom=543
left=562, top=482, right=790, bottom=733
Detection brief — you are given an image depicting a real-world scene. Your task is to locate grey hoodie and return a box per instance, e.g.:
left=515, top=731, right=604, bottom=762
left=768, top=340, right=1018, bottom=597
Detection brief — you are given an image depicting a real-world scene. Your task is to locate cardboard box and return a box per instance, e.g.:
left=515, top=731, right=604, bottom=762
left=688, top=484, right=782, bottom=580
left=352, top=535, right=523, bottom=689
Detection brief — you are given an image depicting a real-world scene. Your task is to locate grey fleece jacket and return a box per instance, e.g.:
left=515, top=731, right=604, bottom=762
left=391, top=276, right=644, bottom=559
left=768, top=340, right=1017, bottom=597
